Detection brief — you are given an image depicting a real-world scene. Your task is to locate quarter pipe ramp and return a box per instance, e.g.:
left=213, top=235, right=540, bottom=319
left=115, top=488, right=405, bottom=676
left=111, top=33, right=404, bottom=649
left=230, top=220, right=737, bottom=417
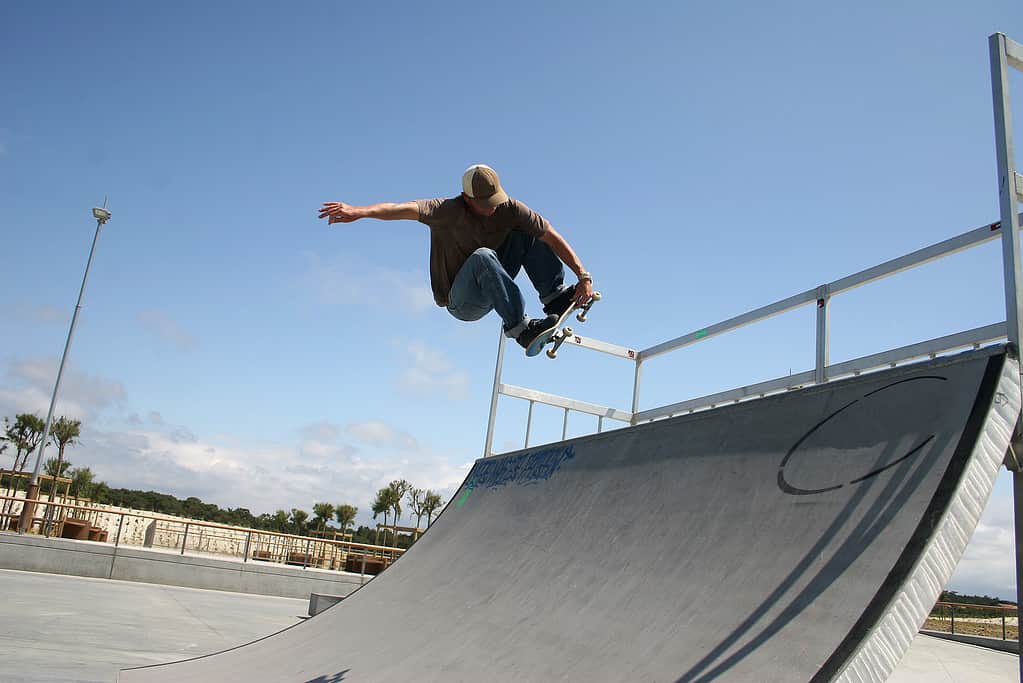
left=119, top=346, right=1020, bottom=682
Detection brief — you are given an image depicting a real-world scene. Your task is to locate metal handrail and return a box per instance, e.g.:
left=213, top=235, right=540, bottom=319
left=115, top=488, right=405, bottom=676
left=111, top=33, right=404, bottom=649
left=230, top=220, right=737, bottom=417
left=0, top=493, right=404, bottom=566
left=486, top=213, right=1020, bottom=456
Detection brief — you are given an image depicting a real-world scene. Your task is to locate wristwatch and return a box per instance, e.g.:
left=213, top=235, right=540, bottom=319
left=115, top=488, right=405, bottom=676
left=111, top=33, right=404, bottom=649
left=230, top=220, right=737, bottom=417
left=578, top=271, right=593, bottom=283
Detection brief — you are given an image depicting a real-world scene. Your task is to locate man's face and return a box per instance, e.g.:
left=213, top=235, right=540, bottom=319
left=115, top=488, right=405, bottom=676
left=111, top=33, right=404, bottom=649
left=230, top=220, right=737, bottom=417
left=462, top=193, right=498, bottom=217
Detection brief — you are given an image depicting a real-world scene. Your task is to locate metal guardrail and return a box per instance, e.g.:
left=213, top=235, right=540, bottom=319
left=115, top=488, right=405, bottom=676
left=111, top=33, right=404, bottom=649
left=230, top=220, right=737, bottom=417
left=929, top=601, right=1019, bottom=642
left=485, top=32, right=1023, bottom=460
left=0, top=493, right=404, bottom=582
left=485, top=215, right=1020, bottom=457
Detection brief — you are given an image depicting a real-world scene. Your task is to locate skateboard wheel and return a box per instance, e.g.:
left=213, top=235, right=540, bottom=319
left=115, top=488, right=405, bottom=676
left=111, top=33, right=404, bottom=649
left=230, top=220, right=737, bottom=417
left=576, top=311, right=587, bottom=322
left=546, top=349, right=557, bottom=359
left=593, top=291, right=602, bottom=301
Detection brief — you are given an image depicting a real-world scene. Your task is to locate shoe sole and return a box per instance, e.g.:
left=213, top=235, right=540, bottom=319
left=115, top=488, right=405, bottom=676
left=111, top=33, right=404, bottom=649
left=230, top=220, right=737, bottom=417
left=524, top=322, right=559, bottom=357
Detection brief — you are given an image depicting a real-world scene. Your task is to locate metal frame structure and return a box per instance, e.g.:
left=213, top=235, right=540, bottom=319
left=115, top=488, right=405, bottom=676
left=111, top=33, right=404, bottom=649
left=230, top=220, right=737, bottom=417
left=485, top=214, right=1013, bottom=456
left=990, top=32, right=1023, bottom=678
left=484, top=30, right=1023, bottom=672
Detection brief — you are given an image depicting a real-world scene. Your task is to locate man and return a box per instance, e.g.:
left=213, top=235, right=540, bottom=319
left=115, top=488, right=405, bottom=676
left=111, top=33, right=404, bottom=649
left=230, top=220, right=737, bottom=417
left=318, top=164, right=595, bottom=353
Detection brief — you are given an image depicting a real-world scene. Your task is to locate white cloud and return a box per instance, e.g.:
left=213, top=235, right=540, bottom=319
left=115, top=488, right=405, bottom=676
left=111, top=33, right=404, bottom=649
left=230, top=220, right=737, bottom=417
left=1, top=302, right=69, bottom=325
left=346, top=420, right=419, bottom=451
left=137, top=309, right=197, bottom=351
left=76, top=421, right=468, bottom=523
left=947, top=488, right=1017, bottom=601
left=27, top=305, right=67, bottom=324
left=300, top=252, right=434, bottom=314
left=394, top=340, right=470, bottom=400
left=0, top=357, right=469, bottom=523
left=0, top=358, right=126, bottom=422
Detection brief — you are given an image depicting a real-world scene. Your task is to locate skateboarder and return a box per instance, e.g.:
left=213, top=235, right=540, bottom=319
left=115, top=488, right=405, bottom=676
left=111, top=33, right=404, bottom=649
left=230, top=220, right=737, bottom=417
left=318, top=164, right=595, bottom=350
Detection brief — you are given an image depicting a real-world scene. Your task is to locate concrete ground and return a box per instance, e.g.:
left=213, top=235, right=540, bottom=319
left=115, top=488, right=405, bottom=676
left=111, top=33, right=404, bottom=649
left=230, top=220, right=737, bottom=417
left=0, top=569, right=1015, bottom=683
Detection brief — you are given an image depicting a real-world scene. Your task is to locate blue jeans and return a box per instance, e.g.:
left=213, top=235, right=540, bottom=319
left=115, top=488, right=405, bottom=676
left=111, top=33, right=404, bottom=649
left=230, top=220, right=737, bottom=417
left=447, top=231, right=566, bottom=338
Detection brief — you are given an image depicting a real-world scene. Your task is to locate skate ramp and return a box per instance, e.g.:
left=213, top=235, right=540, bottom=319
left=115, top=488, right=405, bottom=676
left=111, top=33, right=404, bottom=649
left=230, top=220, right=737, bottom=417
left=119, top=347, right=1020, bottom=682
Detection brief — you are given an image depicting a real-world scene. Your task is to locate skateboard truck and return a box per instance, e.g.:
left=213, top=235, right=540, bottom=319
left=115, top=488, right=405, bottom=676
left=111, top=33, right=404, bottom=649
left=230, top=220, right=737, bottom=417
left=545, top=292, right=601, bottom=359
left=546, top=326, right=574, bottom=359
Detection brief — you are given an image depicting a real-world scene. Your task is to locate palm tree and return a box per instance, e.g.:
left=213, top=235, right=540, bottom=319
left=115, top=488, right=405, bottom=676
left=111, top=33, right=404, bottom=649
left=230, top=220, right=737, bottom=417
left=334, top=504, right=357, bottom=534
left=423, top=491, right=445, bottom=527
left=408, top=488, right=426, bottom=540
left=3, top=413, right=45, bottom=478
left=45, top=417, right=81, bottom=532
left=289, top=508, right=309, bottom=536
left=312, top=502, right=335, bottom=533
left=387, top=479, right=411, bottom=547
left=2, top=414, right=44, bottom=518
left=43, top=458, right=73, bottom=478
left=48, top=417, right=81, bottom=495
left=371, top=488, right=390, bottom=545
left=272, top=509, right=289, bottom=533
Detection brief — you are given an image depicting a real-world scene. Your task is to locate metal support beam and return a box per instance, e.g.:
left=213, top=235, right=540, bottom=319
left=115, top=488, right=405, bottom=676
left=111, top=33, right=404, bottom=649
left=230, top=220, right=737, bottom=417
left=815, top=285, right=830, bottom=385
left=484, top=328, right=506, bottom=458
left=991, top=33, right=1023, bottom=350
left=991, top=32, right=1023, bottom=679
left=525, top=401, right=534, bottom=448
left=631, top=360, right=643, bottom=425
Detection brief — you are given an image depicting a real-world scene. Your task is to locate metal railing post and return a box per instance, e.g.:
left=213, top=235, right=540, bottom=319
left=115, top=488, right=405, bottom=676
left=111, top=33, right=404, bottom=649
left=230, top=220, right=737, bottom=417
left=562, top=407, right=569, bottom=440
left=525, top=400, right=534, bottom=448
left=114, top=514, right=124, bottom=548
left=181, top=523, right=189, bottom=556
left=484, top=328, right=506, bottom=457
left=815, top=285, right=830, bottom=385
left=631, top=360, right=644, bottom=425
left=243, top=531, right=251, bottom=563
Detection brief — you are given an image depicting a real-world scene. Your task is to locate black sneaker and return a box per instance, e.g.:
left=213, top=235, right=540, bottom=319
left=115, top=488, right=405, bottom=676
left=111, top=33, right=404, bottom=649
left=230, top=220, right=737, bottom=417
left=515, top=314, right=559, bottom=350
left=542, top=284, right=577, bottom=317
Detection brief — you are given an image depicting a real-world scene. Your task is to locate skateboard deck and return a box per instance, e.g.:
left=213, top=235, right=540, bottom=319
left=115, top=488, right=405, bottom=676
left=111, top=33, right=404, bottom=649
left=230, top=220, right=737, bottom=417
left=525, top=291, right=601, bottom=358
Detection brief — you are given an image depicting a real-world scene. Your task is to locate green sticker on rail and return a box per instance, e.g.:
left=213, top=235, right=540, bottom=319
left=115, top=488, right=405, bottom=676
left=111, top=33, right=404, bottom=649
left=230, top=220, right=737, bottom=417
left=695, top=329, right=708, bottom=339
left=454, top=484, right=474, bottom=508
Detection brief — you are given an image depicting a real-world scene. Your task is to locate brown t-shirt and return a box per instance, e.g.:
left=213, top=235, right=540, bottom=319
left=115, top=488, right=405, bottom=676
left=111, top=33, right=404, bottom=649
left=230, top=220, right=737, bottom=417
left=416, top=196, right=551, bottom=307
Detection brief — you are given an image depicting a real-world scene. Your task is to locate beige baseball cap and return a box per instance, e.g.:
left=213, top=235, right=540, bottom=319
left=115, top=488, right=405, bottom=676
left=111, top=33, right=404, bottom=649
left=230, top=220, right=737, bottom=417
left=461, top=164, right=509, bottom=208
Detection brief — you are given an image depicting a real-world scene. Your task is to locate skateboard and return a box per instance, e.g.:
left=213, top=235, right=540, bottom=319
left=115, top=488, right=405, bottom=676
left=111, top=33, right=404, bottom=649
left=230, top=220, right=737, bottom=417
left=525, top=292, right=601, bottom=359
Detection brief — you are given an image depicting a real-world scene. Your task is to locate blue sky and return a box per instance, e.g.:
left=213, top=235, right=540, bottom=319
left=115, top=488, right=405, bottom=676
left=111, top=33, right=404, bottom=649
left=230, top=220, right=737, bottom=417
left=2, top=2, right=1022, bottom=599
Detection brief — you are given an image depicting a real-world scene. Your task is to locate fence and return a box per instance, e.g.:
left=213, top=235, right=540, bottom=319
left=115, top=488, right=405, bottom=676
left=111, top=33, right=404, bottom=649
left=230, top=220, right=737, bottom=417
left=0, top=493, right=404, bottom=580
left=926, top=601, right=1019, bottom=642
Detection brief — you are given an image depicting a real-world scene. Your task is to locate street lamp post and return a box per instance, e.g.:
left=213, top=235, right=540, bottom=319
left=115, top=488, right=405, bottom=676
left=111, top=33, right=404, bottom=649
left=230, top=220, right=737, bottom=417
left=18, top=207, right=111, bottom=533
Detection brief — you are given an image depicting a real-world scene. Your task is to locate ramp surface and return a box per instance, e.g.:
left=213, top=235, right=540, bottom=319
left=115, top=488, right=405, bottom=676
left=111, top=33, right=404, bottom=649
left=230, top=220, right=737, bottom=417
left=119, top=347, right=1020, bottom=683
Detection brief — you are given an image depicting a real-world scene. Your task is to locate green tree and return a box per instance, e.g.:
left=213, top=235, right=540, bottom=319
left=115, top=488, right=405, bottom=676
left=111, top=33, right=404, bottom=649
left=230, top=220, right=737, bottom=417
left=47, top=417, right=81, bottom=492
left=272, top=509, right=289, bottom=533
left=371, top=488, right=391, bottom=545
left=289, top=508, right=309, bottom=535
left=423, top=491, right=445, bottom=527
left=43, top=458, right=73, bottom=478
left=334, top=504, right=357, bottom=534
left=408, top=488, right=426, bottom=540
left=312, top=502, right=335, bottom=533
left=387, top=479, right=411, bottom=547
left=68, top=466, right=96, bottom=498
left=4, top=414, right=45, bottom=477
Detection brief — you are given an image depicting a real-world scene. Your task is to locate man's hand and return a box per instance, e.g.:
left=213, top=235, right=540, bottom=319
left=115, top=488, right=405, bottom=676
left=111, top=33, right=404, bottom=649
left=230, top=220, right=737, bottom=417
left=575, top=278, right=595, bottom=305
left=319, top=202, right=362, bottom=224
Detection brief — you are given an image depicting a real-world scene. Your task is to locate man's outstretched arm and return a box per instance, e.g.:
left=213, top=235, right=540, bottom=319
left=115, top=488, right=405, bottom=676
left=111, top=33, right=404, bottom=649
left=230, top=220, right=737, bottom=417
left=318, top=201, right=419, bottom=224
